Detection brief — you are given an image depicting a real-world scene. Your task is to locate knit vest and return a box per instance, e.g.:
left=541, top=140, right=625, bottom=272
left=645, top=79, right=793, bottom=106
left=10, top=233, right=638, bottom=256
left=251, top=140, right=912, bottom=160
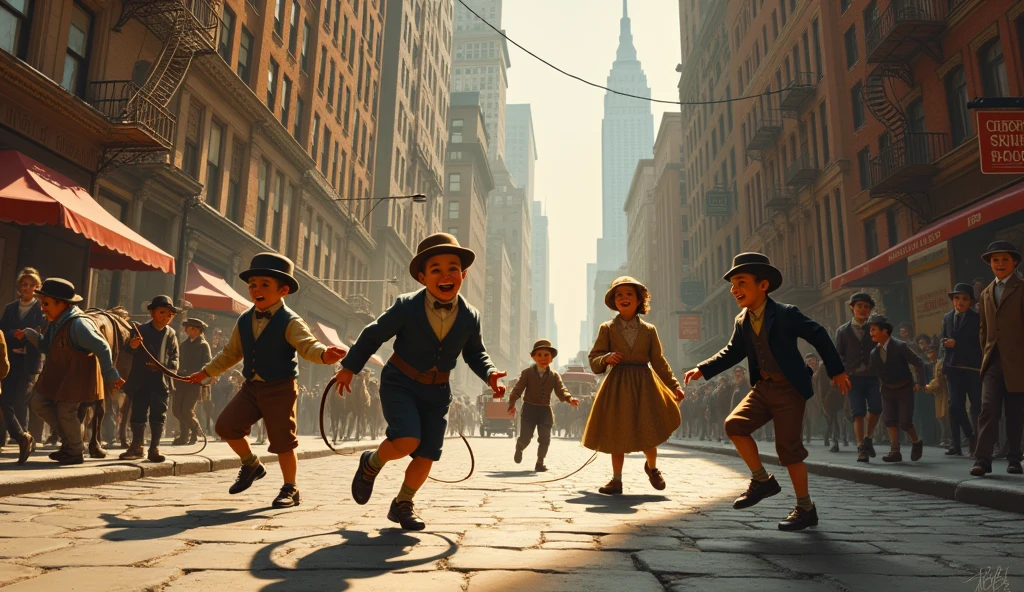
left=747, top=317, right=783, bottom=376
left=238, top=305, right=300, bottom=381
left=837, top=322, right=876, bottom=376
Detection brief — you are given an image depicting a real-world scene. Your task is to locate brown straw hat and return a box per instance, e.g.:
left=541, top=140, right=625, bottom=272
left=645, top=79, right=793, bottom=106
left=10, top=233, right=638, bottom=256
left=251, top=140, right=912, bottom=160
left=604, top=276, right=648, bottom=311
left=408, top=233, right=476, bottom=280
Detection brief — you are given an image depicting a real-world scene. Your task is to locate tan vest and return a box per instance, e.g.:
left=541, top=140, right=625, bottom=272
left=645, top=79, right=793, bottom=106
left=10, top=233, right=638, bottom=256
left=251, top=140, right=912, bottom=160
left=748, top=317, right=784, bottom=378
left=35, top=319, right=104, bottom=403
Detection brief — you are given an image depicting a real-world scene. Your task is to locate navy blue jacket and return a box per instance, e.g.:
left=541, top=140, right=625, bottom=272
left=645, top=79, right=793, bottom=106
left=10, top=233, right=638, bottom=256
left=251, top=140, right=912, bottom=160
left=698, top=298, right=845, bottom=400
left=870, top=337, right=926, bottom=388
left=939, top=308, right=982, bottom=372
left=342, top=289, right=496, bottom=383
left=0, top=299, right=45, bottom=374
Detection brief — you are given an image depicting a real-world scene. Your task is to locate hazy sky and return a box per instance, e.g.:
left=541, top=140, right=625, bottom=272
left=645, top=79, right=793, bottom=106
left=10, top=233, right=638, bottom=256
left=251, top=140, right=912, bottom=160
left=502, top=0, right=682, bottom=358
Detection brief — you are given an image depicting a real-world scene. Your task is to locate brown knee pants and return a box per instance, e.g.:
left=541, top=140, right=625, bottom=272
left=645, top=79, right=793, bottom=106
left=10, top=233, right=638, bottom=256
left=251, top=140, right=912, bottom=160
left=215, top=378, right=298, bottom=454
left=725, top=378, right=808, bottom=466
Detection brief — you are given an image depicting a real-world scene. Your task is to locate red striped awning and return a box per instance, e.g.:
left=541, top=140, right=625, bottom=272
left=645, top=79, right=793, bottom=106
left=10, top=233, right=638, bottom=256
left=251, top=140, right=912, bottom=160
left=184, top=263, right=249, bottom=314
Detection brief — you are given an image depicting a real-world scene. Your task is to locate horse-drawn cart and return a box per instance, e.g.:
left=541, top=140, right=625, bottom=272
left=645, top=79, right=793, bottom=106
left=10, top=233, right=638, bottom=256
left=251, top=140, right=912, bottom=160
left=477, top=389, right=516, bottom=438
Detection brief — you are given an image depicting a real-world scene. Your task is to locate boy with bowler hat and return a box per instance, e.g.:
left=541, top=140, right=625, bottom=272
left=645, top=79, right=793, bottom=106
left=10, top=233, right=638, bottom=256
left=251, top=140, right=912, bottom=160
left=187, top=253, right=346, bottom=507
left=684, top=253, right=850, bottom=531
left=940, top=282, right=982, bottom=456
left=971, top=241, right=1024, bottom=477
left=120, top=295, right=181, bottom=463
left=866, top=314, right=927, bottom=462
left=22, top=279, right=125, bottom=465
left=508, top=339, right=580, bottom=472
left=174, top=318, right=212, bottom=445
left=336, top=233, right=506, bottom=531
left=835, top=292, right=883, bottom=462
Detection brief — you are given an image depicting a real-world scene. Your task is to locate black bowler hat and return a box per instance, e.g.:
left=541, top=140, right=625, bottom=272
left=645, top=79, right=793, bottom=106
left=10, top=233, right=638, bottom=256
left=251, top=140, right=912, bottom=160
left=408, top=233, right=476, bottom=280
left=848, top=292, right=876, bottom=308
left=866, top=313, right=893, bottom=334
left=981, top=241, right=1021, bottom=263
left=147, top=295, right=183, bottom=313
left=239, top=252, right=300, bottom=294
left=723, top=252, right=783, bottom=293
left=948, top=283, right=975, bottom=300
left=35, top=278, right=83, bottom=304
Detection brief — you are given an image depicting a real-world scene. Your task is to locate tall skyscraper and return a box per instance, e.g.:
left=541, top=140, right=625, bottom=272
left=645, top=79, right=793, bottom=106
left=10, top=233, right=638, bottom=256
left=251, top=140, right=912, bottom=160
left=597, top=0, right=654, bottom=272
left=506, top=104, right=537, bottom=202
left=453, top=0, right=510, bottom=166
left=531, top=200, right=549, bottom=341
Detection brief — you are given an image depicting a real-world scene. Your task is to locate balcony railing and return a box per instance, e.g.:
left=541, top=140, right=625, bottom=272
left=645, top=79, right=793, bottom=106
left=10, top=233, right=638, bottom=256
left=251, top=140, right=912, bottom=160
left=87, top=80, right=175, bottom=149
left=870, top=132, right=948, bottom=194
left=746, top=110, right=784, bottom=151
left=785, top=154, right=820, bottom=187
left=865, top=0, right=947, bottom=63
left=765, top=185, right=796, bottom=210
left=348, top=293, right=373, bottom=315
left=779, top=72, right=816, bottom=111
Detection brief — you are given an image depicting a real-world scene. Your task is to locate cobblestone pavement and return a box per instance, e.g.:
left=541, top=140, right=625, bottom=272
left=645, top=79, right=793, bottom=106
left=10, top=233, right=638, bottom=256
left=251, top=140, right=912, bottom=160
left=0, top=437, right=1020, bottom=591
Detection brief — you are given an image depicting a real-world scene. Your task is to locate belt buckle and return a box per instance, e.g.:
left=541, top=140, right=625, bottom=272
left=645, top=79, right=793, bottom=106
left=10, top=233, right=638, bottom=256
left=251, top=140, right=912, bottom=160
left=418, top=369, right=437, bottom=384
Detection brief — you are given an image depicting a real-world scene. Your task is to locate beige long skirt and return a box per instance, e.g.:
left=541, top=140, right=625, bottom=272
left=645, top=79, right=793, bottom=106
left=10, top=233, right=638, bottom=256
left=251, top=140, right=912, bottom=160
left=582, top=365, right=681, bottom=454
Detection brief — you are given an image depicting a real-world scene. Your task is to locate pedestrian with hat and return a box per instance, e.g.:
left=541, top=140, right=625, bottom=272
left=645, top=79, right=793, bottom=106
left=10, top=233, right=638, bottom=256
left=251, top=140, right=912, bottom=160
left=1, top=267, right=45, bottom=464
left=866, top=314, right=927, bottom=463
left=939, top=282, right=982, bottom=456
left=336, top=233, right=506, bottom=530
left=834, top=292, right=883, bottom=462
left=119, top=295, right=181, bottom=463
left=172, top=318, right=212, bottom=446
left=507, top=339, right=580, bottom=472
left=584, top=276, right=685, bottom=495
left=20, top=279, right=125, bottom=465
left=186, top=253, right=346, bottom=507
left=971, top=241, right=1024, bottom=477
left=684, top=253, right=850, bottom=532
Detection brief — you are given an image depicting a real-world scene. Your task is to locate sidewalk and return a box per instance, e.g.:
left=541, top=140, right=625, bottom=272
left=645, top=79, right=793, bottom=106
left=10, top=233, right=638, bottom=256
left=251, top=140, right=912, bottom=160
left=667, top=436, right=1024, bottom=514
left=0, top=436, right=376, bottom=498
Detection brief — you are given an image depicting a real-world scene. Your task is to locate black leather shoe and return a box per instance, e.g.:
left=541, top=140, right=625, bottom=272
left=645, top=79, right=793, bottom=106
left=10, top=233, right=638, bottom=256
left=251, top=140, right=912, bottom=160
left=1008, top=461, right=1023, bottom=475
left=733, top=475, right=782, bottom=509
left=17, top=434, right=33, bottom=465
left=535, top=462, right=548, bottom=472
left=856, top=446, right=869, bottom=463
left=778, top=505, right=819, bottom=531
left=229, top=461, right=267, bottom=494
left=59, top=453, right=84, bottom=466
left=883, top=449, right=902, bottom=462
left=863, top=437, right=876, bottom=458
left=351, top=450, right=379, bottom=505
left=911, top=441, right=923, bottom=462
left=945, top=447, right=962, bottom=456
left=272, top=484, right=301, bottom=508
left=970, top=460, right=992, bottom=477
left=48, top=448, right=68, bottom=462
left=388, top=498, right=425, bottom=531
left=829, top=441, right=840, bottom=453
left=514, top=448, right=523, bottom=464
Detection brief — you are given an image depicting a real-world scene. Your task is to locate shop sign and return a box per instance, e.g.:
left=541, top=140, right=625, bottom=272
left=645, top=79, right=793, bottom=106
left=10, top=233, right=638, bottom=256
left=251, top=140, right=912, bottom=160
left=678, top=313, right=701, bottom=340
left=705, top=188, right=733, bottom=217
left=977, top=110, right=1024, bottom=174
left=680, top=280, right=706, bottom=307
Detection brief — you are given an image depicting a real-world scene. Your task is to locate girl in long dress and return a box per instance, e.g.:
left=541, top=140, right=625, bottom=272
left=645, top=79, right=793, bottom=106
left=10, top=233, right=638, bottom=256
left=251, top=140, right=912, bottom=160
left=583, top=277, right=686, bottom=495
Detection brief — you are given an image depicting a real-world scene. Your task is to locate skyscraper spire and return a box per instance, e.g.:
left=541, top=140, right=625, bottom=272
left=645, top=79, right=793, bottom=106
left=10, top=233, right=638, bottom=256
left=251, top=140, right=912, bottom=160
left=617, top=0, right=636, bottom=61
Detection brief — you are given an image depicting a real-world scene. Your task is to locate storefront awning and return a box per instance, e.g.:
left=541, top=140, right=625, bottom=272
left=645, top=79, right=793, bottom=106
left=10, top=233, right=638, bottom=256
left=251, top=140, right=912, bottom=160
left=183, top=263, right=250, bottom=314
left=831, top=181, right=1024, bottom=290
left=313, top=322, right=348, bottom=351
left=0, top=150, right=175, bottom=273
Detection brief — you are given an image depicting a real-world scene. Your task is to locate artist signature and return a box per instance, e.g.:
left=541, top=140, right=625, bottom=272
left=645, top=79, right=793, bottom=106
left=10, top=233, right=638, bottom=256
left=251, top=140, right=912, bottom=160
left=965, top=567, right=1012, bottom=592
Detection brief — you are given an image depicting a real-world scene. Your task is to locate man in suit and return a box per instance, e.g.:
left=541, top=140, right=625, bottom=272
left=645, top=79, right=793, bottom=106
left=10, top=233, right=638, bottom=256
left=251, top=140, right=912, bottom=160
left=971, top=241, right=1024, bottom=477
left=685, top=253, right=850, bottom=532
left=867, top=315, right=927, bottom=462
left=940, top=283, right=982, bottom=456
left=834, top=293, right=882, bottom=463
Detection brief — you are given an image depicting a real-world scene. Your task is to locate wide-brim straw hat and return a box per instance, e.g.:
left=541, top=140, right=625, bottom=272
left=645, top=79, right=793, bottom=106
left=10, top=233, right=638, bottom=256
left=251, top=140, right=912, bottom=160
left=604, top=276, right=648, bottom=311
left=409, top=233, right=476, bottom=280
left=239, top=252, right=300, bottom=294
left=530, top=339, right=558, bottom=358
left=723, top=252, right=783, bottom=293
left=35, top=278, right=83, bottom=304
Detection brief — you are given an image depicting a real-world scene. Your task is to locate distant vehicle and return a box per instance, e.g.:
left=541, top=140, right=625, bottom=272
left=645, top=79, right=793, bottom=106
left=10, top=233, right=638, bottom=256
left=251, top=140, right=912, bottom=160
left=478, top=381, right=517, bottom=438
left=561, top=364, right=599, bottom=398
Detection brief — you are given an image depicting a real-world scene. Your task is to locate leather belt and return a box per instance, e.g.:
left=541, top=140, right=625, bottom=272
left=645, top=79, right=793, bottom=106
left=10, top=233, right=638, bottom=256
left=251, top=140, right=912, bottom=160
left=616, top=362, right=649, bottom=368
left=389, top=353, right=450, bottom=385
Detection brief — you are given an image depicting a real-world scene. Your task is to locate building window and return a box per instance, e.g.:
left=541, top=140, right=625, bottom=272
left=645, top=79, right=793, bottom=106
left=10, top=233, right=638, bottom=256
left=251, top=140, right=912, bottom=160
left=327, top=59, right=336, bottom=105
left=857, top=147, right=872, bottom=190
left=834, top=191, right=847, bottom=268
left=280, top=75, right=291, bottom=127
left=267, top=58, right=279, bottom=111
left=864, top=219, right=880, bottom=259
left=321, top=125, right=331, bottom=175
left=273, top=0, right=284, bottom=37
left=61, top=4, right=92, bottom=98
left=318, top=46, right=327, bottom=92
left=288, top=0, right=300, bottom=55
left=272, top=172, right=285, bottom=250
left=841, top=0, right=851, bottom=13
left=182, top=102, right=203, bottom=179
left=979, top=38, right=1009, bottom=98
left=205, top=121, right=224, bottom=207
left=227, top=140, right=244, bottom=223
left=945, top=66, right=973, bottom=146
left=448, top=173, right=461, bottom=192
left=256, top=159, right=270, bottom=240
left=863, top=0, right=879, bottom=32
left=844, top=25, right=858, bottom=69
left=851, top=82, right=865, bottom=129
left=812, top=19, right=823, bottom=79
left=448, top=201, right=460, bottom=219
left=217, top=5, right=235, bottom=63
left=886, top=208, right=899, bottom=248
left=0, top=0, right=32, bottom=60
left=237, top=26, right=253, bottom=84
left=819, top=102, right=830, bottom=164
left=293, top=96, right=304, bottom=141
left=907, top=98, right=925, bottom=133
left=301, top=208, right=312, bottom=267
left=300, top=20, right=311, bottom=72
left=311, top=113, right=320, bottom=157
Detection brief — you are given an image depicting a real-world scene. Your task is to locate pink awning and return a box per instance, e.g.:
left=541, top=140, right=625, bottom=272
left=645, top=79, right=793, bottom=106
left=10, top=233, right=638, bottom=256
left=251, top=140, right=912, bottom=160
left=0, top=150, right=175, bottom=273
left=184, top=263, right=249, bottom=314
left=313, top=322, right=348, bottom=351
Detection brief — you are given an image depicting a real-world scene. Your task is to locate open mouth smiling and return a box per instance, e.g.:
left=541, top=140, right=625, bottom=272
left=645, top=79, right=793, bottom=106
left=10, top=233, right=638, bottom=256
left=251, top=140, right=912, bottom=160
left=438, top=282, right=455, bottom=293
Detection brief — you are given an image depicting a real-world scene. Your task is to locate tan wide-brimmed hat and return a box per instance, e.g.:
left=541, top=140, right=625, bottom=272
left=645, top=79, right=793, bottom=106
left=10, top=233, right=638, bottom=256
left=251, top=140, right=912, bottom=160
left=530, top=339, right=558, bottom=358
left=604, top=276, right=648, bottom=311
left=409, top=233, right=476, bottom=280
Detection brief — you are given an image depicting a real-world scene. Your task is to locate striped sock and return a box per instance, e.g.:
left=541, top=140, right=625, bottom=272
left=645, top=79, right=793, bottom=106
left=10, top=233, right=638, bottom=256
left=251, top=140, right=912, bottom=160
left=751, top=467, right=770, bottom=482
left=796, top=495, right=814, bottom=511
left=367, top=450, right=385, bottom=473
left=396, top=483, right=418, bottom=503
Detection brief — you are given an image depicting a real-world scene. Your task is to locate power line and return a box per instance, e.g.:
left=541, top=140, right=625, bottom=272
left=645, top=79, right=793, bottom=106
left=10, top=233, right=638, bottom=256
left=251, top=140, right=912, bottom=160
left=455, top=0, right=789, bottom=106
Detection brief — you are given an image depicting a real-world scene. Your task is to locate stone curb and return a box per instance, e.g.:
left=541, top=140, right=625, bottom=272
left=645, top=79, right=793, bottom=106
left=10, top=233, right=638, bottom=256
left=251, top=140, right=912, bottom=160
left=665, top=439, right=1024, bottom=515
left=0, top=443, right=376, bottom=498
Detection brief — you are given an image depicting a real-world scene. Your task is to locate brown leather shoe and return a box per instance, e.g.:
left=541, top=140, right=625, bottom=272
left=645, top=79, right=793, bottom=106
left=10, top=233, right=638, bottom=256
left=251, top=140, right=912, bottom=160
left=17, top=433, right=33, bottom=465
left=911, top=441, right=923, bottom=462
left=598, top=478, right=622, bottom=495
left=644, top=462, right=666, bottom=490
